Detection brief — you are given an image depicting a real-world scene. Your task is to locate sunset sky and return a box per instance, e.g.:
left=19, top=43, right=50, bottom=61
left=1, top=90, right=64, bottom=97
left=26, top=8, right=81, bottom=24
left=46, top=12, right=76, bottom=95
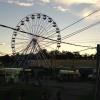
left=0, top=0, right=100, bottom=55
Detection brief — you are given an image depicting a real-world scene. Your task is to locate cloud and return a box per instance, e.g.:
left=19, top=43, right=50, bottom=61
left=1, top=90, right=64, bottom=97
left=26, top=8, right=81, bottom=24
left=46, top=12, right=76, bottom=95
left=1, top=0, right=100, bottom=6
left=82, top=9, right=92, bottom=17
left=1, top=0, right=100, bottom=15
left=16, top=2, right=34, bottom=7
left=81, top=8, right=100, bottom=21
left=7, top=0, right=34, bottom=7
left=53, top=0, right=100, bottom=20
left=0, top=42, right=5, bottom=45
left=55, top=0, right=99, bottom=5
left=54, top=6, right=68, bottom=12
left=2, top=0, right=99, bottom=8
left=6, top=0, right=50, bottom=7
left=40, top=0, right=50, bottom=3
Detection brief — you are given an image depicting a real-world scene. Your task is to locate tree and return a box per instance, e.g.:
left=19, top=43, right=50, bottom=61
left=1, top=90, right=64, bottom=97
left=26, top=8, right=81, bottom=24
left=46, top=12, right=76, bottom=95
left=0, top=55, right=13, bottom=67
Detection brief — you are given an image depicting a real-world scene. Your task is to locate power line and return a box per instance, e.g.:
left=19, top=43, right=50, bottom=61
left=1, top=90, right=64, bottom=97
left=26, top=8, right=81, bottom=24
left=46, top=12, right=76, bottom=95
left=60, top=8, right=100, bottom=32
left=69, top=40, right=100, bottom=43
left=0, top=24, right=95, bottom=48
left=77, top=47, right=96, bottom=53
left=62, top=21, right=100, bottom=40
left=40, top=8, right=100, bottom=39
left=61, top=42, right=94, bottom=48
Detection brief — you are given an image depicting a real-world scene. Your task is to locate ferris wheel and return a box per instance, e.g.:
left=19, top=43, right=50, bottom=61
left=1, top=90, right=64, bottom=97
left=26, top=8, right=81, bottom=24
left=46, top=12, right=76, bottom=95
left=11, top=13, right=61, bottom=67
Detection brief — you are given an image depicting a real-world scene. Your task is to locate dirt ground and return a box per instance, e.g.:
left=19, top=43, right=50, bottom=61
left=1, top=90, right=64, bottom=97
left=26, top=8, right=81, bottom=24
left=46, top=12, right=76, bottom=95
left=0, top=80, right=95, bottom=100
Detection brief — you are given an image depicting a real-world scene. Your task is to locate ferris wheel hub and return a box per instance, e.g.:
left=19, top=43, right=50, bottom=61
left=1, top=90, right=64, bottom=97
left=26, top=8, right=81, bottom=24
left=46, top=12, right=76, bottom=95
left=32, top=38, right=37, bottom=45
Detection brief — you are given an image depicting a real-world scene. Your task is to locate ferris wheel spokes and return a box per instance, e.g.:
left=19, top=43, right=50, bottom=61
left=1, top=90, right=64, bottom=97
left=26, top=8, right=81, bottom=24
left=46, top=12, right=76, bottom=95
left=11, top=13, right=61, bottom=68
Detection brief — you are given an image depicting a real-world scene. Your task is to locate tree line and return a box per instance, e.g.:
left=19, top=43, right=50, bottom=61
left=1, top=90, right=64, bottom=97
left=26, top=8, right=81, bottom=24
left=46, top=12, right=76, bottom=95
left=0, top=49, right=96, bottom=67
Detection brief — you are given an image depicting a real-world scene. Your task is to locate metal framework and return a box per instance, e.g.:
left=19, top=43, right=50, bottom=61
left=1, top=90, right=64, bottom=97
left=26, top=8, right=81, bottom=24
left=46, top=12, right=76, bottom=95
left=11, top=13, right=61, bottom=68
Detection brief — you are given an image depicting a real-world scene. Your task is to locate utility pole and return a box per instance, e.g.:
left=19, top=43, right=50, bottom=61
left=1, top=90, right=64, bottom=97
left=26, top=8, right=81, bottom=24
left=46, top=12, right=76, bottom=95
left=95, top=44, right=100, bottom=100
